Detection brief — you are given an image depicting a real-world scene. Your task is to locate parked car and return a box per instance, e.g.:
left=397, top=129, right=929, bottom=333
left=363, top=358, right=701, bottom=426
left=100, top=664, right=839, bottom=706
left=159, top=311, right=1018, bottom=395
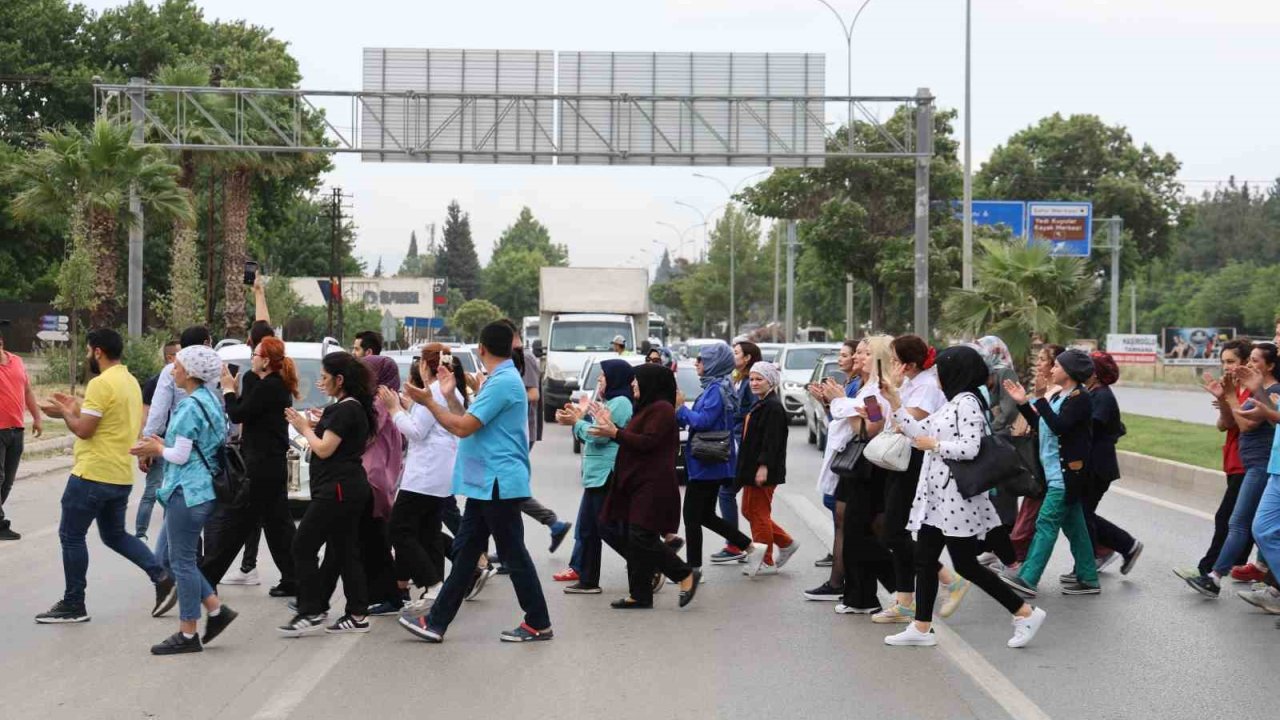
left=757, top=342, right=784, bottom=363
left=568, top=355, right=648, bottom=454
left=216, top=337, right=344, bottom=516
left=389, top=343, right=480, bottom=386
left=673, top=360, right=703, bottom=484
left=803, top=354, right=847, bottom=452
left=775, top=343, right=842, bottom=423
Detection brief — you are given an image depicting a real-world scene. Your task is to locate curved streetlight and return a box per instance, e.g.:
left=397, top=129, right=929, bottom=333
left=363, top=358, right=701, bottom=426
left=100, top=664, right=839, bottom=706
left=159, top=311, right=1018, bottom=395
left=656, top=220, right=705, bottom=262
left=691, top=170, right=771, bottom=338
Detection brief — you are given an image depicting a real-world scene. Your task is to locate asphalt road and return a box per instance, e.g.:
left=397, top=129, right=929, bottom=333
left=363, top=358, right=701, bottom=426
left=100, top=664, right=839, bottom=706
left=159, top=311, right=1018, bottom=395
left=0, top=422, right=1274, bottom=720
left=1113, top=385, right=1215, bottom=425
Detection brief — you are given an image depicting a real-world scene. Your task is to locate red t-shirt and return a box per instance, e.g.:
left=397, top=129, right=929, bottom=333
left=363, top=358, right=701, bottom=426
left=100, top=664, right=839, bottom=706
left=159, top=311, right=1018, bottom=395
left=1222, top=387, right=1248, bottom=476
left=0, top=352, right=28, bottom=430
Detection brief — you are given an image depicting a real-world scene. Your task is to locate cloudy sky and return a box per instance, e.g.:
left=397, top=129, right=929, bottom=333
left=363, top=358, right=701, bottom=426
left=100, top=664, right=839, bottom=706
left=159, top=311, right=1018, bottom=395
left=83, top=0, right=1280, bottom=274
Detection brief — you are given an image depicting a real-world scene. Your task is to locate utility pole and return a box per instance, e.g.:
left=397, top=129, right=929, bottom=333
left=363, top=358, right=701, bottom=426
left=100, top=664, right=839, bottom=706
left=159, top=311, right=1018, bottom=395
left=913, top=88, right=934, bottom=339
left=205, top=66, right=223, bottom=325
left=1106, top=216, right=1123, bottom=335
left=786, top=221, right=798, bottom=344
left=126, top=77, right=145, bottom=338
left=962, top=0, right=974, bottom=291
left=1130, top=283, right=1137, bottom=333
left=773, top=225, right=780, bottom=337
left=327, top=187, right=351, bottom=341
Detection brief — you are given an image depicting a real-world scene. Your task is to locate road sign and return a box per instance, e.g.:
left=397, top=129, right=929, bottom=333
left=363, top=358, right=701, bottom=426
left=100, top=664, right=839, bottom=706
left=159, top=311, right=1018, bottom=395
left=1028, top=201, right=1093, bottom=257
left=40, top=315, right=69, bottom=331
left=404, top=316, right=443, bottom=330
left=380, top=309, right=397, bottom=340
left=36, top=330, right=69, bottom=343
left=953, top=200, right=1027, bottom=238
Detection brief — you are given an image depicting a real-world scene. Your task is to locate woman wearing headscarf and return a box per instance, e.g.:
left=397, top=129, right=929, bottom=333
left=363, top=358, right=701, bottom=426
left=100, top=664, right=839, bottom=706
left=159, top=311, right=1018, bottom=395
left=358, top=354, right=406, bottom=615
left=1010, top=343, right=1067, bottom=564
left=713, top=340, right=765, bottom=563
left=1001, top=348, right=1101, bottom=597
left=972, top=336, right=1026, bottom=571
left=131, top=345, right=238, bottom=654
left=1077, top=352, right=1142, bottom=577
left=593, top=364, right=702, bottom=609
left=878, top=345, right=1045, bottom=649
left=676, top=341, right=757, bottom=570
left=735, top=362, right=799, bottom=576
left=554, top=359, right=636, bottom=594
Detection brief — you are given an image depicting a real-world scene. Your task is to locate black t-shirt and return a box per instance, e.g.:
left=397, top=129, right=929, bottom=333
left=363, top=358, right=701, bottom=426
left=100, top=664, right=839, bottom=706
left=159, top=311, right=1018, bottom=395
left=142, top=374, right=161, bottom=406
left=308, top=397, right=370, bottom=499
left=224, top=372, right=292, bottom=466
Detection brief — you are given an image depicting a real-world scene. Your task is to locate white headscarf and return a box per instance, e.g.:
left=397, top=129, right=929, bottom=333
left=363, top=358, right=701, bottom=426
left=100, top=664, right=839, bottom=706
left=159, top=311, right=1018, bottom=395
left=176, top=345, right=222, bottom=385
left=750, top=361, right=782, bottom=390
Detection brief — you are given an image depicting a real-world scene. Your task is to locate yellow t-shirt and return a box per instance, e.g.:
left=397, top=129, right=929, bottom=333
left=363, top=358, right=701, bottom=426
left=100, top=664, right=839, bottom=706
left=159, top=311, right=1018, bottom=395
left=72, top=364, right=143, bottom=486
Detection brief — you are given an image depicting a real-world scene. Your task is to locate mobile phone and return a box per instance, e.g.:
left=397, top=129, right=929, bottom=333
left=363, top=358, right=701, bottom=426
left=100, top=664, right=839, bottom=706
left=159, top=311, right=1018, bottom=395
left=440, top=353, right=453, bottom=368
left=865, top=396, right=884, bottom=423
left=227, top=364, right=240, bottom=378
left=243, top=260, right=260, bottom=286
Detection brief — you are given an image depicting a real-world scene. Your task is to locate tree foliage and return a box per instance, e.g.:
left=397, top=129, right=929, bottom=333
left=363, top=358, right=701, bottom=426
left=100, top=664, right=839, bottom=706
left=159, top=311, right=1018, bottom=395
left=437, top=200, right=481, bottom=300
left=481, top=207, right=567, bottom=319
left=449, top=298, right=503, bottom=342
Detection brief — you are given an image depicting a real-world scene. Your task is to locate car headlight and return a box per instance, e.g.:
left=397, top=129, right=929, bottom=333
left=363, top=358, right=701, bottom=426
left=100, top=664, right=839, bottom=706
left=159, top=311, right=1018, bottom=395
left=783, top=381, right=802, bottom=391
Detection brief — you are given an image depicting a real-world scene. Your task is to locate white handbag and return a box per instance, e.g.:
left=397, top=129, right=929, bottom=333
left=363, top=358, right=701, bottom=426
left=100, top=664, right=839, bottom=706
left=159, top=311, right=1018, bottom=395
left=864, top=430, right=913, bottom=471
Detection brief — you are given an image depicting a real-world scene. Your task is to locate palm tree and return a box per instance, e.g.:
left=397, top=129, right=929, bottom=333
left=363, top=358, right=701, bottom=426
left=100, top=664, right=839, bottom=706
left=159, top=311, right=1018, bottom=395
left=7, top=119, right=194, bottom=326
left=942, top=238, right=1097, bottom=365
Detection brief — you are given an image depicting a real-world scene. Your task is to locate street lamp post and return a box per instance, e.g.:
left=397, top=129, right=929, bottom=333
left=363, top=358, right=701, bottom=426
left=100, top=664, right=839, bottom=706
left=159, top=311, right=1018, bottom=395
left=692, top=170, right=770, bottom=341
left=962, top=0, right=973, bottom=290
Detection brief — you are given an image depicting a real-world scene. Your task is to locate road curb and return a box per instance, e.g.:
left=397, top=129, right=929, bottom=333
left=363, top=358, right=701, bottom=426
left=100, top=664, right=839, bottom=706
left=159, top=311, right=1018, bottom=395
left=1117, top=450, right=1222, bottom=502
left=26, top=435, right=75, bottom=455
left=15, top=456, right=74, bottom=483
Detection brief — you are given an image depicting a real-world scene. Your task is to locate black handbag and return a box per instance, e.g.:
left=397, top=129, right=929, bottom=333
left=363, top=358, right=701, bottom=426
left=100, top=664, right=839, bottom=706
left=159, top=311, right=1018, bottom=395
left=690, top=430, right=732, bottom=463
left=1001, top=432, right=1047, bottom=499
left=943, top=398, right=1038, bottom=500
left=830, top=426, right=870, bottom=478
left=191, top=400, right=249, bottom=506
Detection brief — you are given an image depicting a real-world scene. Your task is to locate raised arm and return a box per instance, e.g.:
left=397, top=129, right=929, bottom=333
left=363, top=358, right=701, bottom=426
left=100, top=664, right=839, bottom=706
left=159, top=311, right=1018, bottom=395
left=676, top=385, right=725, bottom=431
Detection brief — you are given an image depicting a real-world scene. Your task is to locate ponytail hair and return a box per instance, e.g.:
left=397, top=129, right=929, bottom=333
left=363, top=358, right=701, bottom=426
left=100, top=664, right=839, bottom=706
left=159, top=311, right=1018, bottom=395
left=258, top=337, right=301, bottom=399
left=450, top=357, right=471, bottom=409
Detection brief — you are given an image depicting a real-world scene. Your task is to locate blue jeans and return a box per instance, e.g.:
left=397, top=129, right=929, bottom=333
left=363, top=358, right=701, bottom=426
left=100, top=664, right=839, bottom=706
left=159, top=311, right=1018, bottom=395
left=135, top=459, right=164, bottom=538
left=164, top=488, right=216, bottom=621
left=426, top=496, right=550, bottom=633
left=59, top=475, right=166, bottom=605
left=1213, top=465, right=1269, bottom=575
left=823, top=493, right=837, bottom=524
left=1251, top=474, right=1280, bottom=577
left=717, top=481, right=739, bottom=531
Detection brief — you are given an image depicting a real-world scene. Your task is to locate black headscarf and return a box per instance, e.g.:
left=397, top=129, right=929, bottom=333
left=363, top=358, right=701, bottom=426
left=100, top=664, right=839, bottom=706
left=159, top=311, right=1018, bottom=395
left=634, top=362, right=677, bottom=411
left=600, top=359, right=637, bottom=402
left=935, top=345, right=990, bottom=412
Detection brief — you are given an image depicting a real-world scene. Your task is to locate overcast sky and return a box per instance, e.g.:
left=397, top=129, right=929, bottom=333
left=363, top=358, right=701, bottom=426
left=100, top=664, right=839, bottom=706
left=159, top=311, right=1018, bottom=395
left=83, top=0, right=1280, bottom=275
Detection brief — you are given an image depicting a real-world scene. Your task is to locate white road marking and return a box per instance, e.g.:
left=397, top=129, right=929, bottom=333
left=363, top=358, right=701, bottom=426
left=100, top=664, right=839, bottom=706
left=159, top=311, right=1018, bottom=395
left=778, top=489, right=1053, bottom=720
left=1109, top=486, right=1214, bottom=522
left=251, top=636, right=368, bottom=720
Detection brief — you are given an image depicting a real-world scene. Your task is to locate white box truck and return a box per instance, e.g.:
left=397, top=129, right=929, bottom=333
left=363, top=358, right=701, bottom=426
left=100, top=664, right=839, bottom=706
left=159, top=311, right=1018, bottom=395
left=534, top=267, right=649, bottom=421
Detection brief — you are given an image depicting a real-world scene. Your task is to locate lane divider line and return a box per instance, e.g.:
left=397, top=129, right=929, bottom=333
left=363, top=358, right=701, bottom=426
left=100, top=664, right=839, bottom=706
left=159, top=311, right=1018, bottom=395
left=251, top=636, right=368, bottom=720
left=1109, top=486, right=1214, bottom=522
left=778, top=489, right=1052, bottom=720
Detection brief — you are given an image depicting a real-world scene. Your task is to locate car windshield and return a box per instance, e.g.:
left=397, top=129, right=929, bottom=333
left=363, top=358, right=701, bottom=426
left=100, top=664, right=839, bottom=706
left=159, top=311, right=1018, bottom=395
left=452, top=351, right=476, bottom=373
left=761, top=348, right=780, bottom=363
left=583, top=363, right=603, bottom=394
left=820, top=361, right=846, bottom=384
left=550, top=322, right=632, bottom=352
left=292, top=359, right=331, bottom=410
left=676, top=366, right=702, bottom=403
left=784, top=347, right=830, bottom=370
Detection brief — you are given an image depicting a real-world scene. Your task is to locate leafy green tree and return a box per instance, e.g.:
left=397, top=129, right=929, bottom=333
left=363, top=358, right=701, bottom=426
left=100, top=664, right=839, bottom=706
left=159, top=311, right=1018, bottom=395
left=1174, top=179, right=1280, bottom=272
left=483, top=248, right=545, bottom=320
left=0, top=0, right=93, bottom=147
left=437, top=201, right=481, bottom=299
left=449, top=299, right=503, bottom=342
left=491, top=207, right=568, bottom=266
left=942, top=238, right=1096, bottom=364
left=7, top=119, right=193, bottom=326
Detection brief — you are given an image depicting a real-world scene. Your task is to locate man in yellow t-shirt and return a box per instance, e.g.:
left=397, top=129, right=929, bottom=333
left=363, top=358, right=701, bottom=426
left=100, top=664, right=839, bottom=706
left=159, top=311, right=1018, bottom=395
left=34, top=328, right=173, bottom=624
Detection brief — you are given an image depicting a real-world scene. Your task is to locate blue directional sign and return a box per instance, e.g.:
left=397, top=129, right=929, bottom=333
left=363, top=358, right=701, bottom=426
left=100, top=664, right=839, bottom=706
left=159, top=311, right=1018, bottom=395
left=1027, top=201, right=1093, bottom=257
left=953, top=200, right=1027, bottom=238
left=403, top=316, right=444, bottom=330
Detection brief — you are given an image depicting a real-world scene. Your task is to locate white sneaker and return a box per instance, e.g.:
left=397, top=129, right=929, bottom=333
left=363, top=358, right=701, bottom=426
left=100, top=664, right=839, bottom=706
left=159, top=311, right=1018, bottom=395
left=834, top=603, right=879, bottom=615
left=775, top=541, right=800, bottom=570
left=425, top=582, right=442, bottom=601
left=1008, top=607, right=1047, bottom=648
left=745, top=543, right=768, bottom=578
left=976, top=552, right=999, bottom=567
left=884, top=624, right=938, bottom=647
left=222, top=567, right=260, bottom=586
left=757, top=563, right=778, bottom=576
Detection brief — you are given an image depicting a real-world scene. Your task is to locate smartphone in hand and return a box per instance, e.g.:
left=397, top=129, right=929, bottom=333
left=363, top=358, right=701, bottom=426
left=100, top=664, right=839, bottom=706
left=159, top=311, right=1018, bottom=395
left=243, top=260, right=260, bottom=286
left=864, top=395, right=884, bottom=423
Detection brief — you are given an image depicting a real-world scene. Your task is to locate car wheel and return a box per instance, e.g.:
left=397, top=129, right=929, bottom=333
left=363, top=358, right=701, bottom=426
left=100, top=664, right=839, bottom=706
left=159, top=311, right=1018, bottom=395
left=573, top=437, right=581, bottom=455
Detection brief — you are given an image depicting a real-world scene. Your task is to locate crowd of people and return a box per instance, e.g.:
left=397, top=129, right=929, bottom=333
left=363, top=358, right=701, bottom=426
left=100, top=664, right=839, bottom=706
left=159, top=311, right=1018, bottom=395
left=9, top=308, right=1280, bottom=656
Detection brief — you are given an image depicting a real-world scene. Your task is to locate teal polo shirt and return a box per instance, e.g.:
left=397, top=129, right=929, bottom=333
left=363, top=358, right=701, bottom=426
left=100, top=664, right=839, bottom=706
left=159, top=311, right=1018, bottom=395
left=452, top=359, right=532, bottom=500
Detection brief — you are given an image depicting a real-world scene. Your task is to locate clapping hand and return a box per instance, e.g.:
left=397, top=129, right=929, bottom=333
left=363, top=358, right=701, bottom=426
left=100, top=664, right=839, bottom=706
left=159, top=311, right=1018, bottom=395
left=1003, top=378, right=1029, bottom=405
left=376, top=386, right=400, bottom=414
left=1233, top=364, right=1264, bottom=395
left=437, top=368, right=458, bottom=397
left=129, top=435, right=166, bottom=459
left=284, top=407, right=311, bottom=432
left=403, top=383, right=432, bottom=406
left=820, top=378, right=844, bottom=403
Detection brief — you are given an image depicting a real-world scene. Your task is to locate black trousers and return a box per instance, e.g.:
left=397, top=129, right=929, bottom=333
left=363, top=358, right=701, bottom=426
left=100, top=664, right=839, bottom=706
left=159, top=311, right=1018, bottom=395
left=683, top=481, right=753, bottom=568
left=603, top=522, right=692, bottom=605
left=576, top=485, right=610, bottom=588
left=914, top=524, right=1024, bottom=624
left=328, top=507, right=400, bottom=606
left=883, top=451, right=923, bottom=593
left=1080, top=474, right=1136, bottom=557
left=389, top=491, right=447, bottom=589
left=841, top=468, right=895, bottom=610
left=200, top=463, right=296, bottom=587
left=1199, top=472, right=1252, bottom=575
left=980, top=525, right=1017, bottom=566
left=294, top=485, right=369, bottom=617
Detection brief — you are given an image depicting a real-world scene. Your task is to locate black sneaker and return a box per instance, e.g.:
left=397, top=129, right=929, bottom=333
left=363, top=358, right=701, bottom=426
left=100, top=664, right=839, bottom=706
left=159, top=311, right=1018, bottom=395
left=803, top=582, right=844, bottom=601
left=278, top=613, right=327, bottom=637
left=1121, top=541, right=1144, bottom=575
left=1061, top=580, right=1101, bottom=595
left=549, top=521, right=572, bottom=553
left=563, top=582, right=602, bottom=595
left=35, top=600, right=90, bottom=624
left=268, top=582, right=297, bottom=598
left=998, top=569, right=1038, bottom=598
left=398, top=614, right=444, bottom=642
left=152, top=576, right=177, bottom=618
left=150, top=631, right=202, bottom=655
left=499, top=623, right=554, bottom=642
left=1183, top=573, right=1221, bottom=598
left=0, top=527, right=22, bottom=541
left=664, top=536, right=685, bottom=554
left=495, top=564, right=511, bottom=576
left=366, top=600, right=402, bottom=616
left=202, top=605, right=239, bottom=644
left=814, top=553, right=834, bottom=568
left=326, top=613, right=371, bottom=634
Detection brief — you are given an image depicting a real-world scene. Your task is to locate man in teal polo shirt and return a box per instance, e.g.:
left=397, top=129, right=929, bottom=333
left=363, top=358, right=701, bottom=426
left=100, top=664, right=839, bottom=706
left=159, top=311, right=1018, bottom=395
left=398, top=321, right=552, bottom=643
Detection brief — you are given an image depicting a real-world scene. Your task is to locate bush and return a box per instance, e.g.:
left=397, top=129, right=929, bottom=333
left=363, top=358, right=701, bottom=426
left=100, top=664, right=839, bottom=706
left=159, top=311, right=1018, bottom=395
left=121, top=332, right=171, bottom=385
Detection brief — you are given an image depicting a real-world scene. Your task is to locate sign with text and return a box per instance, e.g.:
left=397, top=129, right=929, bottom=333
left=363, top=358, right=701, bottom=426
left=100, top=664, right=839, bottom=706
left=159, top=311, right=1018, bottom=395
left=1028, top=201, right=1092, bottom=257
left=1162, top=327, right=1235, bottom=365
left=1106, top=334, right=1160, bottom=354
left=952, top=200, right=1027, bottom=238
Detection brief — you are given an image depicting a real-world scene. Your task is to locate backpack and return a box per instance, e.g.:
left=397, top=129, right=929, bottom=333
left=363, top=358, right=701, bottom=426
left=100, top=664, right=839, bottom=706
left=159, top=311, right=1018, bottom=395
left=189, top=395, right=249, bottom=507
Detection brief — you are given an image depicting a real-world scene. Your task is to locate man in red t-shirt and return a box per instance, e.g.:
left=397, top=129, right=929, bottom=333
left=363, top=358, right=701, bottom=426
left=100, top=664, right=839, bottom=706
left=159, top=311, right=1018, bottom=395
left=0, top=326, right=44, bottom=540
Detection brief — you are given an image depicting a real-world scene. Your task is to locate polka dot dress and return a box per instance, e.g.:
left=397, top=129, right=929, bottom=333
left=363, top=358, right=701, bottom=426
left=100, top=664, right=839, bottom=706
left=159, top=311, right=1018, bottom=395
left=892, top=393, right=1002, bottom=538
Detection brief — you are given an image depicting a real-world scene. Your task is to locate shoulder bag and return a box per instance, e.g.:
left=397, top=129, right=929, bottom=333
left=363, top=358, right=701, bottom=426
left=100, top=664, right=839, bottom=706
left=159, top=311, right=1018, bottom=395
left=942, top=395, right=1037, bottom=500
left=190, top=398, right=249, bottom=506
left=830, top=425, right=870, bottom=477
left=689, top=380, right=734, bottom=463
left=864, top=421, right=913, bottom=472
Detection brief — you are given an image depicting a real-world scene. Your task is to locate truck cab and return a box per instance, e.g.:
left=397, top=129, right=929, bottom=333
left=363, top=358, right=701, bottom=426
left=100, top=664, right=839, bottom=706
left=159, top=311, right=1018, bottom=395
left=538, top=313, right=636, bottom=421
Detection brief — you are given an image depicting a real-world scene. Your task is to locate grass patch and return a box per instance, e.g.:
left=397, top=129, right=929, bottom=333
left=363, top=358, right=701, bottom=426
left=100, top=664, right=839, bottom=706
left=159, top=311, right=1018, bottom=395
left=1117, top=413, right=1223, bottom=470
